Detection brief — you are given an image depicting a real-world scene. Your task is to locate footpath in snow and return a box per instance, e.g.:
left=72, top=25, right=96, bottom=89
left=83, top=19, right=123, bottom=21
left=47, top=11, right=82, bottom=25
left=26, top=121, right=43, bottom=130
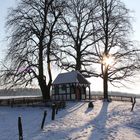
left=0, top=100, right=140, bottom=140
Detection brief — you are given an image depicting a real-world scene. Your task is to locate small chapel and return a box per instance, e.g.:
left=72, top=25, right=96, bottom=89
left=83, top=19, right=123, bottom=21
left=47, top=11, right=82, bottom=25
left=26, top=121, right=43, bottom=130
left=51, top=71, right=91, bottom=100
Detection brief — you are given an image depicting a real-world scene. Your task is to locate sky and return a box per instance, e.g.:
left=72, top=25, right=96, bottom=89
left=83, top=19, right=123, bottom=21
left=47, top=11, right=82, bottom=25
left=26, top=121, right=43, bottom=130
left=0, top=0, right=140, bottom=94
left=0, top=0, right=17, bottom=58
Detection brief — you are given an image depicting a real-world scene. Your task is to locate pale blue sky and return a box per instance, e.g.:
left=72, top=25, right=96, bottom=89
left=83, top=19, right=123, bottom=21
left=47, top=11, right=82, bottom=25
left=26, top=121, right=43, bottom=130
left=0, top=0, right=140, bottom=56
left=0, top=0, right=140, bottom=94
left=123, top=0, right=140, bottom=41
left=0, top=0, right=17, bottom=58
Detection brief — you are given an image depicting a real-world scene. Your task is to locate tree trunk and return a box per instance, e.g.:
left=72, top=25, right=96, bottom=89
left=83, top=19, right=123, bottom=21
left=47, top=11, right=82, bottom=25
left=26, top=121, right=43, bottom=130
left=76, top=45, right=81, bottom=71
left=39, top=78, right=50, bottom=100
left=38, top=38, right=51, bottom=100
left=102, top=0, right=109, bottom=101
left=103, top=65, right=108, bottom=101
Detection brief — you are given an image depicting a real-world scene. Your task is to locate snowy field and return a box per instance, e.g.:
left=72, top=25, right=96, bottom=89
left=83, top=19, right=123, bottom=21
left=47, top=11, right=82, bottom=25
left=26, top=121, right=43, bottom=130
left=0, top=100, right=140, bottom=140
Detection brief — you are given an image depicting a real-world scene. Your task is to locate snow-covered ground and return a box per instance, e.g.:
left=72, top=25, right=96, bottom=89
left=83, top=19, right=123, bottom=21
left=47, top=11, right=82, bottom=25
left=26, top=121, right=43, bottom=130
left=0, top=100, right=140, bottom=140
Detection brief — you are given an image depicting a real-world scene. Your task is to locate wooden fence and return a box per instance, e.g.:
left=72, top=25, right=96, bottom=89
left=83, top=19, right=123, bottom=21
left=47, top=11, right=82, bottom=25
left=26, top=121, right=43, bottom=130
left=0, top=93, right=138, bottom=106
left=89, top=94, right=136, bottom=102
left=0, top=96, right=44, bottom=106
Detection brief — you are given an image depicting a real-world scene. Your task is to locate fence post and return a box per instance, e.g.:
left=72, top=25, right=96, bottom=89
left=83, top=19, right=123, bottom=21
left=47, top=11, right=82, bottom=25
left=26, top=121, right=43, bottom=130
left=18, top=116, right=23, bottom=140
left=41, top=110, right=47, bottom=129
left=56, top=103, right=59, bottom=114
left=52, top=104, right=56, bottom=120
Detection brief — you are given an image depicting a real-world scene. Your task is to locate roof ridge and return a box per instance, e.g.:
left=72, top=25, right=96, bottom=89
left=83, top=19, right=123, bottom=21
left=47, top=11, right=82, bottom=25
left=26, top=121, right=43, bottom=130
left=52, top=71, right=90, bottom=85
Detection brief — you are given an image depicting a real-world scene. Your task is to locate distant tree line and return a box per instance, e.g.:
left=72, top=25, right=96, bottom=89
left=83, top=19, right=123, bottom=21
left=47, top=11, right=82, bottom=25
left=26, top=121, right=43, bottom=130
left=0, top=88, right=41, bottom=96
left=0, top=0, right=140, bottom=100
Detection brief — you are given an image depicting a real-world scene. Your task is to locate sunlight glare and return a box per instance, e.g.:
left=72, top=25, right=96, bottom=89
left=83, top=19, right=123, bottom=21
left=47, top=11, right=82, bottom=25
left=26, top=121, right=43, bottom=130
left=102, top=54, right=114, bottom=67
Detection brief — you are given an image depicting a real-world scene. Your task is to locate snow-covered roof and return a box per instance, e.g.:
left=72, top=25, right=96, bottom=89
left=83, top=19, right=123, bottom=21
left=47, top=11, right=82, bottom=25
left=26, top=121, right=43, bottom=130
left=53, top=71, right=90, bottom=85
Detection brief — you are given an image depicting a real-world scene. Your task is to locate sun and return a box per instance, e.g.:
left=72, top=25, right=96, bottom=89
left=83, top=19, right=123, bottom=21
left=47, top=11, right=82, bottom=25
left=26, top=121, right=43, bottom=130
left=102, top=54, right=114, bottom=67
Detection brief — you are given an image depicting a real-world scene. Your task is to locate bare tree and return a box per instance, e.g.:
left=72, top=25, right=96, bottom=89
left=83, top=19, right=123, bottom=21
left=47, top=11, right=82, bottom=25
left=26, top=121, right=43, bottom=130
left=90, top=0, right=140, bottom=100
left=56, top=0, right=140, bottom=101
left=1, top=0, right=139, bottom=101
left=0, top=0, right=64, bottom=100
left=57, top=0, right=101, bottom=77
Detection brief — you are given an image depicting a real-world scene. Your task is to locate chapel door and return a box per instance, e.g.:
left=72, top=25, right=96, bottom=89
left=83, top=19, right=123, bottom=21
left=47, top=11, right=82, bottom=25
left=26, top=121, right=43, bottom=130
left=76, top=87, right=81, bottom=100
